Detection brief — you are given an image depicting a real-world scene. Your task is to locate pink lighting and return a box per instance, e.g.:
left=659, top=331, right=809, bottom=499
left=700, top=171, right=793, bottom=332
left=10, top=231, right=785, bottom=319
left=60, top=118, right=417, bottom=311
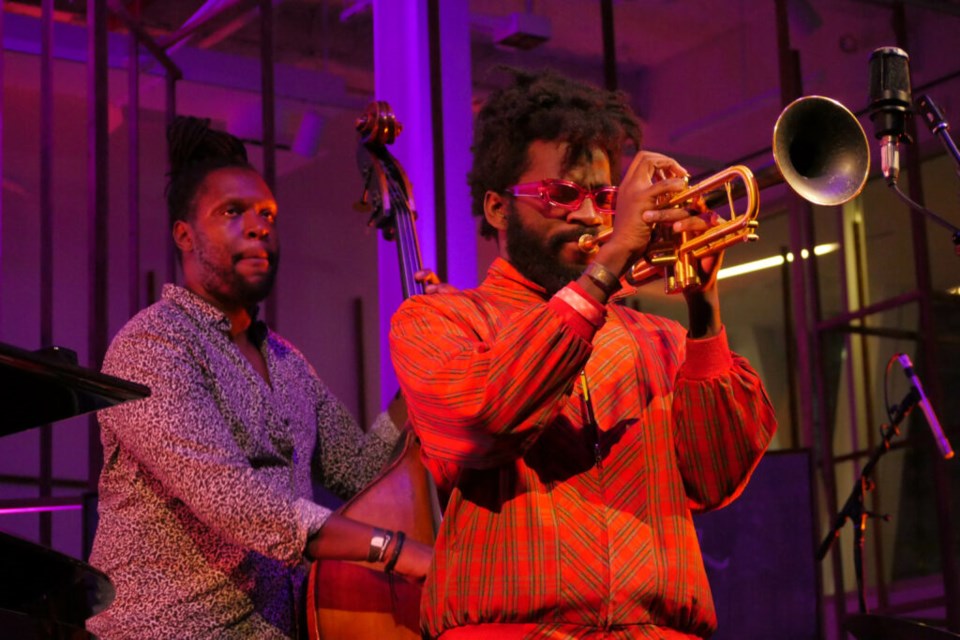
left=0, top=504, right=82, bottom=515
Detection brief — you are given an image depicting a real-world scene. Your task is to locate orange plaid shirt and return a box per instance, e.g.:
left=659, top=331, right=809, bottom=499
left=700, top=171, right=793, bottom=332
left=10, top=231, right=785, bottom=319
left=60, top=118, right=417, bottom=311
left=390, top=258, right=777, bottom=639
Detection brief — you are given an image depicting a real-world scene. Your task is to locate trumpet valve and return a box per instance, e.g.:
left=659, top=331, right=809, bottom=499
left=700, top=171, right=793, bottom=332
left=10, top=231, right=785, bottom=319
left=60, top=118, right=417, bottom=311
left=662, top=251, right=701, bottom=294
left=645, top=223, right=680, bottom=266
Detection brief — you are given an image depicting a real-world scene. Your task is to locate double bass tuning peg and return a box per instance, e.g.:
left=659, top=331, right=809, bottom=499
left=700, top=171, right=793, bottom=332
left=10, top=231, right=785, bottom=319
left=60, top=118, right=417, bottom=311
left=354, top=188, right=372, bottom=214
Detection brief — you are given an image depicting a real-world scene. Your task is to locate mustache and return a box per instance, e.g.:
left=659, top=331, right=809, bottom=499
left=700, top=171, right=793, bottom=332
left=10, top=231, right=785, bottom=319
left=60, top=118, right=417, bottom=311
left=548, top=228, right=595, bottom=251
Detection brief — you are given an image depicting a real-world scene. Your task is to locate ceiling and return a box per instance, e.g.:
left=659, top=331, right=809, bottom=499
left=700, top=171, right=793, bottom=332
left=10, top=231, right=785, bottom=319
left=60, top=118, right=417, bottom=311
left=7, top=0, right=960, bottom=175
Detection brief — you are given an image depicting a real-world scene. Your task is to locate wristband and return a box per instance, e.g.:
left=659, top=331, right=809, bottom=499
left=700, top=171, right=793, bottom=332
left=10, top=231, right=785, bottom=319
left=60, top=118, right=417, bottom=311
left=384, top=530, right=406, bottom=573
left=556, top=285, right=604, bottom=329
left=583, top=261, right=622, bottom=296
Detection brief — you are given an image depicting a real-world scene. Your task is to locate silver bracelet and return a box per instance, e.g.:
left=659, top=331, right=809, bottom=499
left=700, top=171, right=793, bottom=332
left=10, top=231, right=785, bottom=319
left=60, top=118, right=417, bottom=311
left=367, top=527, right=393, bottom=563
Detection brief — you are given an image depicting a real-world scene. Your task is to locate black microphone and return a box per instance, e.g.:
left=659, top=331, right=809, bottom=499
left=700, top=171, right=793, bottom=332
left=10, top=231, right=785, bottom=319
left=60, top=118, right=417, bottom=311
left=897, top=353, right=954, bottom=460
left=868, top=47, right=913, bottom=184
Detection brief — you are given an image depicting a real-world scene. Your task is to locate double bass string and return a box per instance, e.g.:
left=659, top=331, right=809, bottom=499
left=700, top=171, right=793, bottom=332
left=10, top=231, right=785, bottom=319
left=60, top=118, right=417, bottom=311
left=385, top=173, right=424, bottom=298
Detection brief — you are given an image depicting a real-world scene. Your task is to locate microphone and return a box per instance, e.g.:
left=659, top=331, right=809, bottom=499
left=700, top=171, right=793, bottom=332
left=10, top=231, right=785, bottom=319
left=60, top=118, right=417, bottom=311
left=868, top=47, right=913, bottom=184
left=897, top=353, right=954, bottom=460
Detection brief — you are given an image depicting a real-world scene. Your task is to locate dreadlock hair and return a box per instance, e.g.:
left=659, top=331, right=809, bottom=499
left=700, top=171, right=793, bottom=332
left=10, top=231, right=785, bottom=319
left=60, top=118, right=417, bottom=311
left=470, top=68, right=642, bottom=239
left=165, top=115, right=254, bottom=230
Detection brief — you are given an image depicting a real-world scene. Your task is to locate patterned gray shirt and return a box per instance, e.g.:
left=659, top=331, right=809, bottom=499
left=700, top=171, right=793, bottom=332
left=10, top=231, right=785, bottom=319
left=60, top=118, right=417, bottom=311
left=87, top=284, right=400, bottom=639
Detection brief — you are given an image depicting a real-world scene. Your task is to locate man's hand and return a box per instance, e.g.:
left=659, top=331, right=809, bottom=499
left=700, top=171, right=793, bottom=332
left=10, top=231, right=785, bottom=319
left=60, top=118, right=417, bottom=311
left=391, top=536, right=433, bottom=582
left=387, top=391, right=409, bottom=431
left=414, top=269, right=458, bottom=295
left=591, top=151, right=694, bottom=279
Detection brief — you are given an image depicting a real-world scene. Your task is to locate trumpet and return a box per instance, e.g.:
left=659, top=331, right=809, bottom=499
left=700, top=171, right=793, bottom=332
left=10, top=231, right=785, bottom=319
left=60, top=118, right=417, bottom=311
left=580, top=96, right=871, bottom=294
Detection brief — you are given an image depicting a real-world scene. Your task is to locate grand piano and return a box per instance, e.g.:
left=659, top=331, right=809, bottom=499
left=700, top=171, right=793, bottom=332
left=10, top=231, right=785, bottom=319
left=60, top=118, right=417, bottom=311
left=0, top=341, right=150, bottom=639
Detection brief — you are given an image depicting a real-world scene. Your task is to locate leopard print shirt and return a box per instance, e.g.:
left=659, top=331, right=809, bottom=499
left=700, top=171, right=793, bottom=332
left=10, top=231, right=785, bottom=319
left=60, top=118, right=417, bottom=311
left=87, top=284, right=400, bottom=639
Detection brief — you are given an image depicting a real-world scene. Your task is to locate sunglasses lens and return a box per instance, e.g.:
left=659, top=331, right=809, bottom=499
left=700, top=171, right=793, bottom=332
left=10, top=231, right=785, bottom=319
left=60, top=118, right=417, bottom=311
left=545, top=182, right=583, bottom=207
left=594, top=188, right=618, bottom=211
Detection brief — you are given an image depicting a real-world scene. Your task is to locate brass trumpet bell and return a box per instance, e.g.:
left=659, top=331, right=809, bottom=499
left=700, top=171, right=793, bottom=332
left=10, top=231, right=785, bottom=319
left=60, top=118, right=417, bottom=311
left=773, top=95, right=870, bottom=206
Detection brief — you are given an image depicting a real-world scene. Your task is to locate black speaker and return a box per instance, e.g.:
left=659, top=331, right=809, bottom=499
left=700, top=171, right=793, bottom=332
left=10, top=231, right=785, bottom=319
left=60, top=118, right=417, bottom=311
left=693, top=449, right=821, bottom=639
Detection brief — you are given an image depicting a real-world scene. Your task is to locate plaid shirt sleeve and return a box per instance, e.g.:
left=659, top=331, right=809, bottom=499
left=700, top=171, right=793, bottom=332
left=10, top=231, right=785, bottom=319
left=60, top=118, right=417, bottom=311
left=673, top=327, right=778, bottom=512
left=389, top=291, right=597, bottom=483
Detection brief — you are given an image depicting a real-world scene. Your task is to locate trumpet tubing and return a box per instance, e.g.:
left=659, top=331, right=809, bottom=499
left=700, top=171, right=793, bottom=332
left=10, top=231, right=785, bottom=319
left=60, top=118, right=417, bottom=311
left=579, top=96, right=870, bottom=294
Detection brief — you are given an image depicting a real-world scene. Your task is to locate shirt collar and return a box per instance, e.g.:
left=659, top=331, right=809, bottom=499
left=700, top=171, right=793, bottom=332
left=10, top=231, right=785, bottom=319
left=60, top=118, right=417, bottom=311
left=486, top=257, right=547, bottom=296
left=162, top=284, right=268, bottom=343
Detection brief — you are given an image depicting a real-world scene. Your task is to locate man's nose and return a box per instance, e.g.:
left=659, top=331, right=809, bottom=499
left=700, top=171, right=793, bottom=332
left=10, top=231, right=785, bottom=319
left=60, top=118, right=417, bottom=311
left=244, top=211, right=271, bottom=238
left=566, top=196, right=603, bottom=226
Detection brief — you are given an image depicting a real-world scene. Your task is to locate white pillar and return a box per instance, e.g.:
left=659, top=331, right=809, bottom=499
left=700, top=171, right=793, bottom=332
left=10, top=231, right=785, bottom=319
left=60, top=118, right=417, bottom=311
left=372, top=0, right=473, bottom=410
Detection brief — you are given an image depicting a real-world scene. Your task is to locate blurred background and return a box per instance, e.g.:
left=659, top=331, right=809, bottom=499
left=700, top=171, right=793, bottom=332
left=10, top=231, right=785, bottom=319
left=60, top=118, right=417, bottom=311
left=1, top=1, right=958, bottom=638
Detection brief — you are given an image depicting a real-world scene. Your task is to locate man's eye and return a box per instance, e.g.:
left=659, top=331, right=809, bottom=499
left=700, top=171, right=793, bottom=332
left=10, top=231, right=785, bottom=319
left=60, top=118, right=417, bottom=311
left=261, top=209, right=277, bottom=222
left=224, top=207, right=242, bottom=216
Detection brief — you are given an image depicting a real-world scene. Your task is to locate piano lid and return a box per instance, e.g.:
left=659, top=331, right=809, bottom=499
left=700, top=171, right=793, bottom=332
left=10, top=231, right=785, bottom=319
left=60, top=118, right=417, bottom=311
left=0, top=341, right=150, bottom=437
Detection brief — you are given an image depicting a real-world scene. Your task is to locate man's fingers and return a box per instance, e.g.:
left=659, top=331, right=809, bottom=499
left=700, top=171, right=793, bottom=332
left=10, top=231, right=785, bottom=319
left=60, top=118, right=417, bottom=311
left=414, top=269, right=441, bottom=285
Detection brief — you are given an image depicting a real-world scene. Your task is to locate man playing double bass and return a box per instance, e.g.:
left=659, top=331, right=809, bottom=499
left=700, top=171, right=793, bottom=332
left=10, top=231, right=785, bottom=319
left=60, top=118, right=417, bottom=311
left=390, top=68, right=778, bottom=638
left=87, top=117, right=432, bottom=639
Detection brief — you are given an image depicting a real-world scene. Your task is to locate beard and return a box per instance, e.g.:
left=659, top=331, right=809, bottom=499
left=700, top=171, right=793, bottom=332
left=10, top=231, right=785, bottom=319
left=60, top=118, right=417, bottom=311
left=194, top=237, right=279, bottom=309
left=505, top=208, right=593, bottom=296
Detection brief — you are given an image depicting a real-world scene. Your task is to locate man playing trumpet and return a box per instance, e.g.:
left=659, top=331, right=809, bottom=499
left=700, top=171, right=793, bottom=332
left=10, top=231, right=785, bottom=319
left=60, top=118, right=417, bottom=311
left=390, top=68, right=778, bottom=639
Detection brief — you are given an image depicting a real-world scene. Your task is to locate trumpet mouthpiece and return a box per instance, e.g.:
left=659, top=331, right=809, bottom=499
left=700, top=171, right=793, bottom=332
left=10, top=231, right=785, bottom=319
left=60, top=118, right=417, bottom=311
left=578, top=234, right=599, bottom=254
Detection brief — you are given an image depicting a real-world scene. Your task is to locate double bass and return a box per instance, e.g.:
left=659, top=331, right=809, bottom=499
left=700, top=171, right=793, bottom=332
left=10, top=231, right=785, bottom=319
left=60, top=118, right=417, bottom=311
left=306, top=102, right=442, bottom=639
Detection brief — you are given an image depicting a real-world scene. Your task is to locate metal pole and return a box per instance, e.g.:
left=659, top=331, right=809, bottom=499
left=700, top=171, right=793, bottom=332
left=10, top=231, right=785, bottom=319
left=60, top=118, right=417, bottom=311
left=774, top=2, right=841, bottom=638
left=39, top=0, right=54, bottom=548
left=260, top=0, right=278, bottom=327
left=87, top=0, right=110, bottom=488
left=427, top=0, right=447, bottom=281
left=166, top=72, right=178, bottom=286
left=891, top=2, right=960, bottom=630
left=129, top=17, right=141, bottom=317
left=600, top=0, right=617, bottom=92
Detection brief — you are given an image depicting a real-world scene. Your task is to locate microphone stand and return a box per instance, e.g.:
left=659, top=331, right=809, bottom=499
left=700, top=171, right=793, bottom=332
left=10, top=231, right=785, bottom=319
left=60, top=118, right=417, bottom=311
left=816, top=386, right=921, bottom=614
left=902, top=94, right=960, bottom=252
left=918, top=94, right=960, bottom=177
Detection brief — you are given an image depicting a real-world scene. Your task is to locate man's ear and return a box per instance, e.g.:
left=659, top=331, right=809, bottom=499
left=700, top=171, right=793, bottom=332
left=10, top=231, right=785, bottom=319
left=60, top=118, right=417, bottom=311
left=483, top=191, right=509, bottom=232
left=172, top=220, right=194, bottom=253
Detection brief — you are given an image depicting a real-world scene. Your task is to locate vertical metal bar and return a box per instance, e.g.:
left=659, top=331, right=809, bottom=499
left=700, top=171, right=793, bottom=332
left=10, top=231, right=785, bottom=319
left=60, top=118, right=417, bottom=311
left=39, top=0, right=55, bottom=548
left=353, top=297, right=367, bottom=429
left=0, top=4, right=4, bottom=317
left=87, top=0, right=110, bottom=488
left=852, top=216, right=889, bottom=610
left=837, top=210, right=859, bottom=480
left=891, top=3, right=960, bottom=630
left=779, top=247, right=799, bottom=447
left=774, top=2, right=843, bottom=638
left=775, top=1, right=813, bottom=443
left=129, top=19, right=141, bottom=317
left=166, top=72, right=178, bottom=286
left=600, top=0, right=617, bottom=92
left=427, top=0, right=447, bottom=281
left=260, top=0, right=277, bottom=326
